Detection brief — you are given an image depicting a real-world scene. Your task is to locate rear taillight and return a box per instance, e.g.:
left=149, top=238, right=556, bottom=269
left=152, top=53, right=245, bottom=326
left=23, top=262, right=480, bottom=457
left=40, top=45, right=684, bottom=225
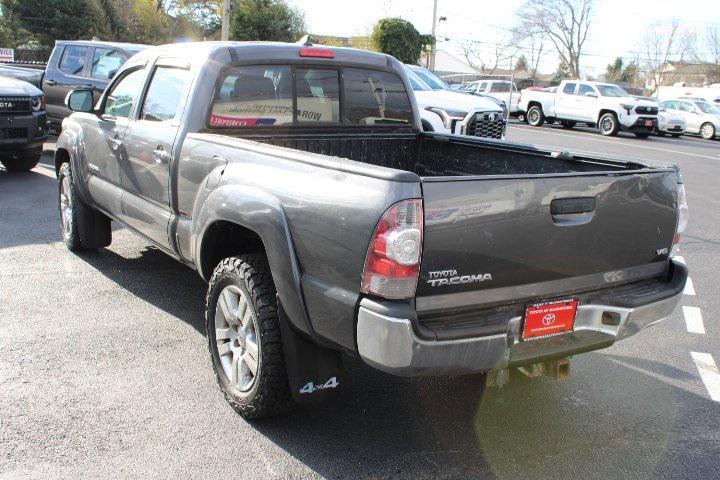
left=361, top=199, right=423, bottom=299
left=672, top=180, right=688, bottom=256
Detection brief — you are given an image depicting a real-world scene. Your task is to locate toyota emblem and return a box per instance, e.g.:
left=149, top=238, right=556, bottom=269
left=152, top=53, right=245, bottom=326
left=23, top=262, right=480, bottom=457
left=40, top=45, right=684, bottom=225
left=542, top=313, right=556, bottom=326
left=488, top=113, right=497, bottom=122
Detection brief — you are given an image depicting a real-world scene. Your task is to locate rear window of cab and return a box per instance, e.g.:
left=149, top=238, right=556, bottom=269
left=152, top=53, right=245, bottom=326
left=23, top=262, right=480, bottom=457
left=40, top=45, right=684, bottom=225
left=209, top=65, right=413, bottom=128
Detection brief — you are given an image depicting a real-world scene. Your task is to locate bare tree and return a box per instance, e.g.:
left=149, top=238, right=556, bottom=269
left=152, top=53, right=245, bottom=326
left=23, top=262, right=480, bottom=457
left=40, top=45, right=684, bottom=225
left=706, top=23, right=720, bottom=64
left=488, top=34, right=519, bottom=73
left=515, top=0, right=593, bottom=78
left=640, top=19, right=697, bottom=94
left=511, top=29, right=548, bottom=79
left=459, top=40, right=485, bottom=71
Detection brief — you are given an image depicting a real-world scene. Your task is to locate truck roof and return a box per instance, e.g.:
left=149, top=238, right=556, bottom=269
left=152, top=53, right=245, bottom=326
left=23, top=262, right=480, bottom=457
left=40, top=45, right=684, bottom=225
left=128, top=41, right=392, bottom=70
left=55, top=39, right=147, bottom=53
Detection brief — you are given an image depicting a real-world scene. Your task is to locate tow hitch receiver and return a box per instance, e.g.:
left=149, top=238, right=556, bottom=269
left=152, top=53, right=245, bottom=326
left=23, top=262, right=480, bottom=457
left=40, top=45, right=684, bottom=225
left=486, top=358, right=571, bottom=388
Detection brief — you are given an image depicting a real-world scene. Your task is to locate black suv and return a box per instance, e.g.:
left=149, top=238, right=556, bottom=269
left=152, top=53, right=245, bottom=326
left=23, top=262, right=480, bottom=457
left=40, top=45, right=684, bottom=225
left=0, top=76, right=48, bottom=171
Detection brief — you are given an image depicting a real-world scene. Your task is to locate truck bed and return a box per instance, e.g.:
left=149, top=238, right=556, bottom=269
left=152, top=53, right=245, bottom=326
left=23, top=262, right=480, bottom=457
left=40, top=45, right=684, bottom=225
left=227, top=130, right=646, bottom=177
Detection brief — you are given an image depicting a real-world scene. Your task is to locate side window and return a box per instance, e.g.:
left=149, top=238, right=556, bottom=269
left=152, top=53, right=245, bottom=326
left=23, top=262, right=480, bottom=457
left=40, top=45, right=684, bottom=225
left=103, top=68, right=147, bottom=119
left=578, top=84, right=595, bottom=96
left=210, top=65, right=292, bottom=127
left=140, top=66, right=192, bottom=122
left=91, top=48, right=126, bottom=79
left=478, top=82, right=487, bottom=91
left=295, top=68, right=340, bottom=123
left=343, top=68, right=413, bottom=126
left=490, top=82, right=511, bottom=93
left=59, top=45, right=89, bottom=76
left=562, top=83, right=577, bottom=95
left=678, top=102, right=694, bottom=112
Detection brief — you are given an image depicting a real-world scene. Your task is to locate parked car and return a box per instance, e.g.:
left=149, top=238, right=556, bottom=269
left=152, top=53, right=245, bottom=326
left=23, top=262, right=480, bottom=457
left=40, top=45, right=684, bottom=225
left=404, top=65, right=508, bottom=120
left=0, top=40, right=146, bottom=131
left=56, top=41, right=687, bottom=419
left=660, top=98, right=720, bottom=140
left=521, top=81, right=659, bottom=138
left=516, top=86, right=556, bottom=123
left=656, top=106, right=686, bottom=137
left=0, top=76, right=48, bottom=171
left=462, top=80, right=521, bottom=115
left=404, top=65, right=505, bottom=137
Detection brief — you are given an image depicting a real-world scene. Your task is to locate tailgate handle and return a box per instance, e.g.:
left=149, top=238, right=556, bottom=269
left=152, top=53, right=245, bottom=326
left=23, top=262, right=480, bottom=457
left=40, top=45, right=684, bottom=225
left=551, top=197, right=596, bottom=215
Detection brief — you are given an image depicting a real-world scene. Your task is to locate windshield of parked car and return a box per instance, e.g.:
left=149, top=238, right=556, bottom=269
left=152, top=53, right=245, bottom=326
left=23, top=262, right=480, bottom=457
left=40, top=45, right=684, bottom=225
left=696, top=101, right=720, bottom=114
left=410, top=66, right=449, bottom=90
left=490, top=82, right=516, bottom=93
left=403, top=67, right=432, bottom=91
left=596, top=85, right=628, bottom=97
left=210, top=65, right=413, bottom=127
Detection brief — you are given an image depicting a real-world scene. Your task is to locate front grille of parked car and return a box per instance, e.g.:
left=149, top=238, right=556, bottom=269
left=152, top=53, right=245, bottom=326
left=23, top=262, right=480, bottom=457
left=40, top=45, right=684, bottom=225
left=635, top=106, right=658, bottom=115
left=465, top=111, right=506, bottom=139
left=0, top=128, right=28, bottom=139
left=0, top=97, right=32, bottom=113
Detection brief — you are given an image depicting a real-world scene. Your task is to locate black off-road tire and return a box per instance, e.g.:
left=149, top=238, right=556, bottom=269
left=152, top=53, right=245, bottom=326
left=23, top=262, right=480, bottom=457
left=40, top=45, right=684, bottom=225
left=598, top=113, right=620, bottom=136
left=57, top=162, right=112, bottom=251
left=527, top=105, right=544, bottom=126
left=206, top=255, right=294, bottom=419
left=1, top=147, right=42, bottom=172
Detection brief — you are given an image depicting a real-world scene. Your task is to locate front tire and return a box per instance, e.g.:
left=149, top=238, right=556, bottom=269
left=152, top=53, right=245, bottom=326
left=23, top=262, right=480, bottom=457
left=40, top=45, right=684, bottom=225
left=527, top=106, right=544, bottom=126
left=1, top=147, right=42, bottom=172
left=598, top=113, right=619, bottom=136
left=206, top=255, right=293, bottom=419
left=700, top=122, right=716, bottom=140
left=57, top=162, right=112, bottom=251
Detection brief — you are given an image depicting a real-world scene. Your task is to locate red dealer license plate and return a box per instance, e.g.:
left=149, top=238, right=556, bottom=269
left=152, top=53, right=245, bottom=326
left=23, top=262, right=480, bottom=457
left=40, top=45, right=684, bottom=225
left=644, top=119, right=653, bottom=127
left=522, top=298, right=578, bottom=340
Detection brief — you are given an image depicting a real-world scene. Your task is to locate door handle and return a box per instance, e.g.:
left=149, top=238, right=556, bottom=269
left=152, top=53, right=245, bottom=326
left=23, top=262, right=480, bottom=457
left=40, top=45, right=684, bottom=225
left=110, top=137, right=123, bottom=151
left=152, top=148, right=171, bottom=164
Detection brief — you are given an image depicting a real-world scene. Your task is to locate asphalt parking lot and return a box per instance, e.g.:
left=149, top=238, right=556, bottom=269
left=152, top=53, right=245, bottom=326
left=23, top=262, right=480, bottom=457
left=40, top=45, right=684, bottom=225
left=2, top=125, right=719, bottom=480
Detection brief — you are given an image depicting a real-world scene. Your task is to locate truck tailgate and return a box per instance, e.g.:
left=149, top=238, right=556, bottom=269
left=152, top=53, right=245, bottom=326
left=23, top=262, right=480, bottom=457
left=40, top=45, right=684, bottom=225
left=417, top=171, right=678, bottom=315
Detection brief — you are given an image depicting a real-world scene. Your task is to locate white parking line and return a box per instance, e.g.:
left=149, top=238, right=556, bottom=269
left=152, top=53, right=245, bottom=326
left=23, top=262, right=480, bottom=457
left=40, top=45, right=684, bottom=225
left=683, top=306, right=705, bottom=334
left=508, top=125, right=720, bottom=161
left=690, top=352, right=720, bottom=401
left=684, top=277, right=696, bottom=296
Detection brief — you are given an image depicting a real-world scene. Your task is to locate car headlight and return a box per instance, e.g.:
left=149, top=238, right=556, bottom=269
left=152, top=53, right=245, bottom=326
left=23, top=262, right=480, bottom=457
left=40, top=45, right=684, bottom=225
left=31, top=96, right=45, bottom=112
left=426, top=107, right=468, bottom=128
left=619, top=104, right=634, bottom=115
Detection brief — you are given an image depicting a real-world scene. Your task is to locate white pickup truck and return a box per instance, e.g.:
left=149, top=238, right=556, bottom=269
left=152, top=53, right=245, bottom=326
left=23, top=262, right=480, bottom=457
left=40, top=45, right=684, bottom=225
left=520, top=80, right=659, bottom=138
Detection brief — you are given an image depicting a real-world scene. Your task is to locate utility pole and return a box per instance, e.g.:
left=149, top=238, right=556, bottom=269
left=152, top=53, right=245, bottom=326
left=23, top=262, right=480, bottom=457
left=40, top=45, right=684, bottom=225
left=429, top=0, right=437, bottom=70
left=221, top=0, right=231, bottom=41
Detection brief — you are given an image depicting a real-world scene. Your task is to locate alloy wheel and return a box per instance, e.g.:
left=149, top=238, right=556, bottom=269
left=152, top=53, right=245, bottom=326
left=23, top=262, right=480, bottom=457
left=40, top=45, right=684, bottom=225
left=59, top=175, right=73, bottom=240
left=214, top=285, right=260, bottom=392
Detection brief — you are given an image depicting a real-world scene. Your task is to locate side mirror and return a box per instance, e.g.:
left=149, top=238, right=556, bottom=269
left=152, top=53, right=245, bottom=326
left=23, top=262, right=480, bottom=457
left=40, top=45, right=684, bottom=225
left=585, top=91, right=598, bottom=98
left=65, top=89, right=94, bottom=113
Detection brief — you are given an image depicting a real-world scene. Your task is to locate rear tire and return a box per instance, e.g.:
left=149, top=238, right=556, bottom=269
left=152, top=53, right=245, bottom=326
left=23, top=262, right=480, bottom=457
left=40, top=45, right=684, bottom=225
left=527, top=106, right=544, bottom=126
left=58, top=162, right=112, bottom=251
left=700, top=122, right=716, bottom=140
left=206, top=255, right=294, bottom=419
left=598, top=113, right=619, bottom=136
left=517, top=112, right=526, bottom=123
left=560, top=120, right=576, bottom=129
left=1, top=147, right=42, bottom=172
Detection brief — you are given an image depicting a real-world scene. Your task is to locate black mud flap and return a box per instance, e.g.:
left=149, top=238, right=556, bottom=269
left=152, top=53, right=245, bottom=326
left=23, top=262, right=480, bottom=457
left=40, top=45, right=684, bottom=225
left=278, top=300, right=345, bottom=404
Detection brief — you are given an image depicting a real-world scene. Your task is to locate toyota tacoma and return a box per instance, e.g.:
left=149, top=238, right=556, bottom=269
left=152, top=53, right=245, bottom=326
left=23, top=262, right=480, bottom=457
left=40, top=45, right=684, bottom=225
left=55, top=42, right=688, bottom=418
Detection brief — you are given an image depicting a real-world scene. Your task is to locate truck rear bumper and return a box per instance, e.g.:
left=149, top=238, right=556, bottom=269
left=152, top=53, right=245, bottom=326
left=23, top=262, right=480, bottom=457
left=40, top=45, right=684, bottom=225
left=357, top=261, right=686, bottom=377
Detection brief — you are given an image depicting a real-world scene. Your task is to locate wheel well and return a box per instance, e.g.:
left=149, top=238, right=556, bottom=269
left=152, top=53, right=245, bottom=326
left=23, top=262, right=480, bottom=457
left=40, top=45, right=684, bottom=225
left=199, top=221, right=266, bottom=280
left=527, top=101, right=542, bottom=110
left=598, top=109, right=617, bottom=122
left=55, top=148, right=70, bottom=174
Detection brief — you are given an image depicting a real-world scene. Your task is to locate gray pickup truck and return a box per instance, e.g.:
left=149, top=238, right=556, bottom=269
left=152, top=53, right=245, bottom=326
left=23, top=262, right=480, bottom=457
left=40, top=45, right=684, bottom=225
left=55, top=42, right=688, bottom=419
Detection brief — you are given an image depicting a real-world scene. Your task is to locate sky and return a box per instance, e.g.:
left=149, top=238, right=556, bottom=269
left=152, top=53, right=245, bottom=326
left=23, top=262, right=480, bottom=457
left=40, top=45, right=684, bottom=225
left=286, top=0, right=720, bottom=76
